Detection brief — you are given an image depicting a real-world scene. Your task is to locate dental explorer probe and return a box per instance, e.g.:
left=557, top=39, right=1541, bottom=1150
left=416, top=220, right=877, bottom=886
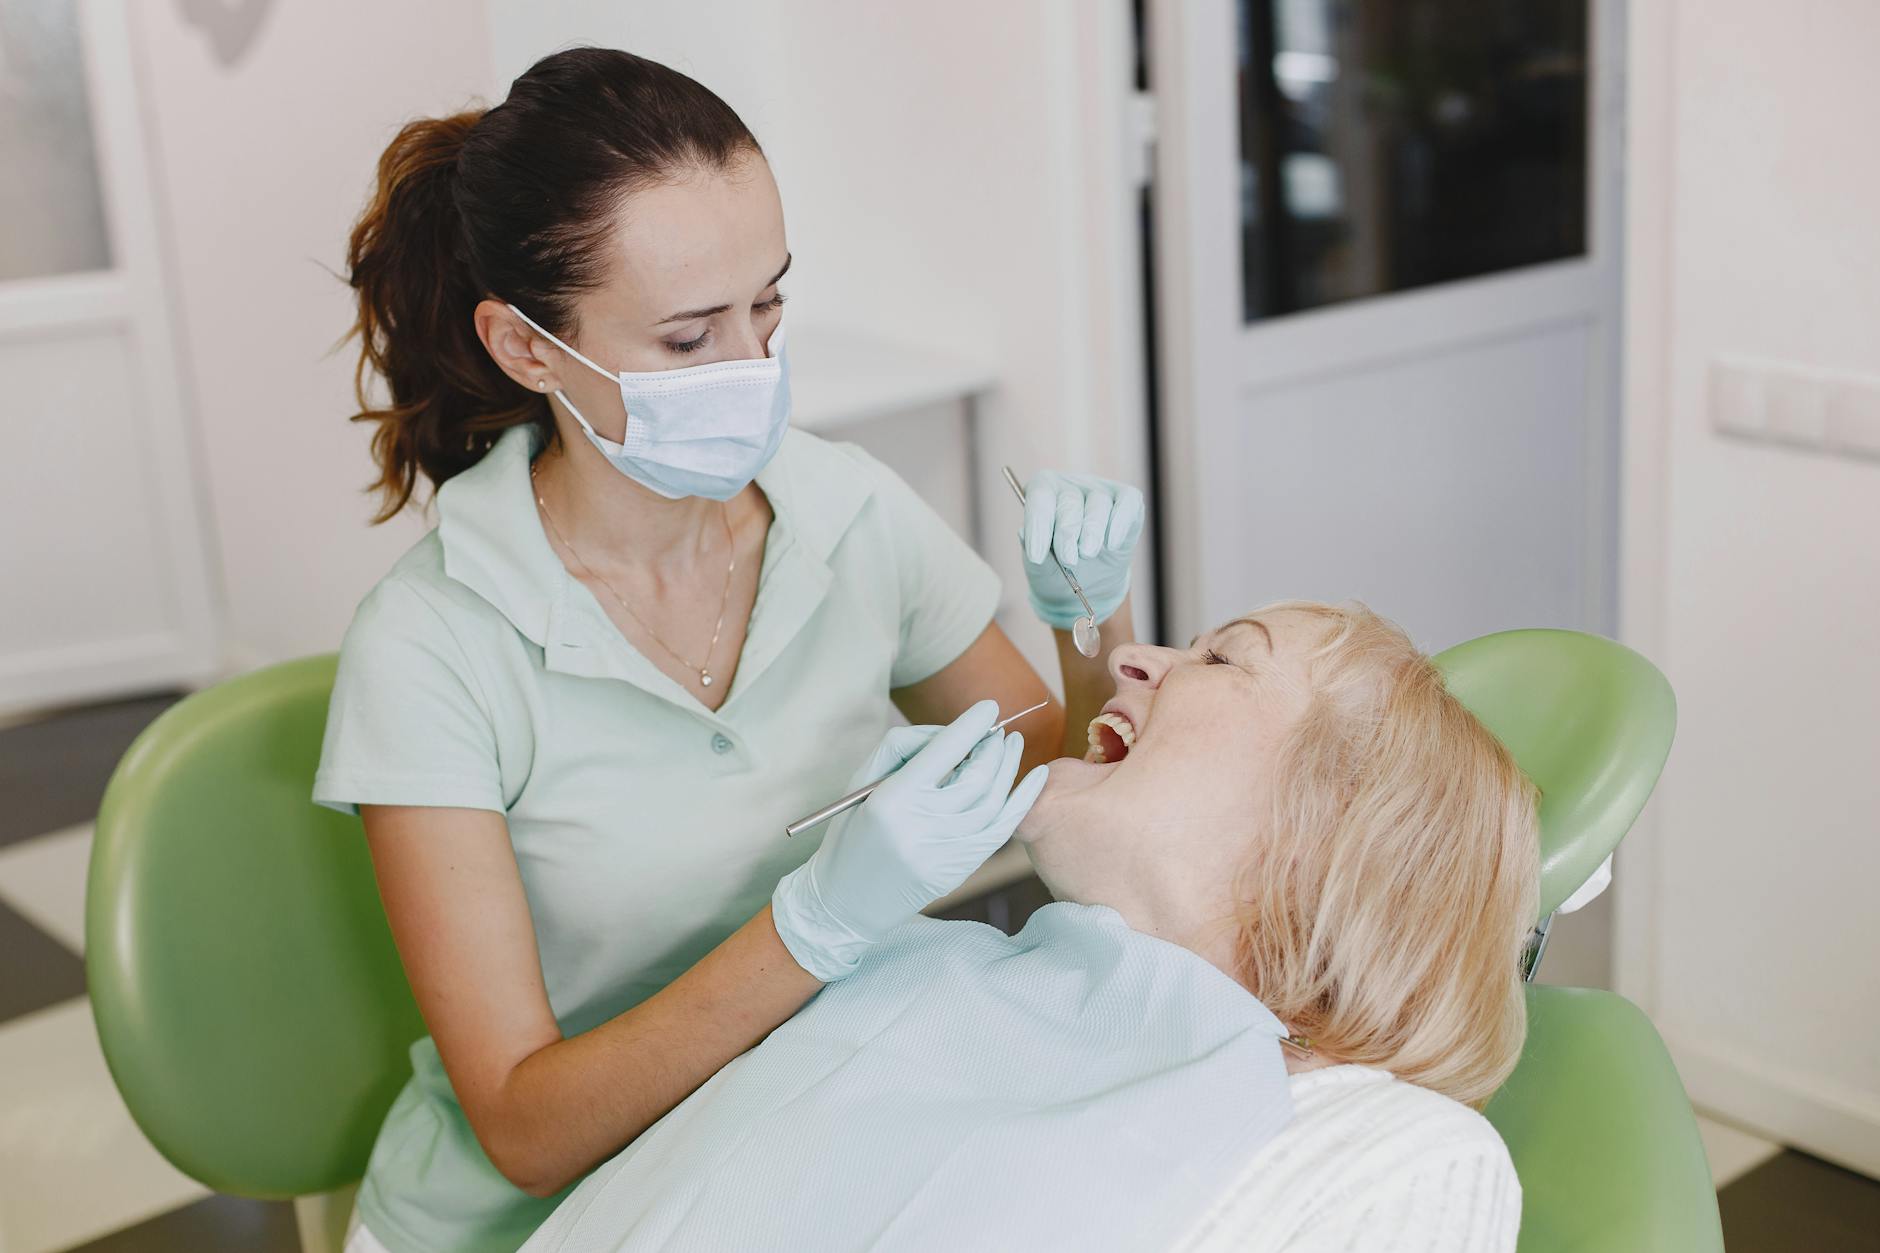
left=784, top=700, right=1049, bottom=838
left=1000, top=466, right=1103, bottom=658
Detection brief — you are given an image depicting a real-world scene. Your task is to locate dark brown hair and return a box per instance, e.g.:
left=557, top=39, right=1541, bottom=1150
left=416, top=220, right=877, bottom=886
left=344, top=47, right=761, bottom=521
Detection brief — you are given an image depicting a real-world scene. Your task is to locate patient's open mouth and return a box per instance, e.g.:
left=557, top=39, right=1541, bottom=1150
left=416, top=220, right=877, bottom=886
left=1086, top=711, right=1136, bottom=763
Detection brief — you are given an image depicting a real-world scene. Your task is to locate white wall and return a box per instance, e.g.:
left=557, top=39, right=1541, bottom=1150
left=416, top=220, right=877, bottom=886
left=129, top=1, right=494, bottom=669
left=1620, top=0, right=1880, bottom=1173
left=482, top=0, right=1152, bottom=673
left=126, top=1, right=1147, bottom=678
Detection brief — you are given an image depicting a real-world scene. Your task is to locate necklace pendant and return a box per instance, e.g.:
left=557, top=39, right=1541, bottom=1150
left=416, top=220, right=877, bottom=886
left=700, top=670, right=714, bottom=688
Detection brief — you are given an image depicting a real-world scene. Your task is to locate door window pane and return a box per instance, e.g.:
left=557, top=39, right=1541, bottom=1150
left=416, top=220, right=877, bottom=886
left=0, top=0, right=113, bottom=280
left=1238, top=0, right=1587, bottom=322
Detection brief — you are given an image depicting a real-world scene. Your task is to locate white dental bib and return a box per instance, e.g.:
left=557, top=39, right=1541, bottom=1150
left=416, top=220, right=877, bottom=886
left=521, top=903, right=1295, bottom=1253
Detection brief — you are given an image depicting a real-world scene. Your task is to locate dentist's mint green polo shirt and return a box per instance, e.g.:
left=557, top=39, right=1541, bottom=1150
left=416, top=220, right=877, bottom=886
left=311, top=422, right=999, bottom=1253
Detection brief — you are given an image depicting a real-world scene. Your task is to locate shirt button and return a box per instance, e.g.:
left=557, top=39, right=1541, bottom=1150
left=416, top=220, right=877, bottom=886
left=710, top=732, right=734, bottom=755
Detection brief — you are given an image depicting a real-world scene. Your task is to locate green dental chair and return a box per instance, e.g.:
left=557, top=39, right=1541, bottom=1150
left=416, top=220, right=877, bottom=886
left=86, top=655, right=418, bottom=1252
left=1436, top=630, right=1721, bottom=1253
left=87, top=633, right=1721, bottom=1253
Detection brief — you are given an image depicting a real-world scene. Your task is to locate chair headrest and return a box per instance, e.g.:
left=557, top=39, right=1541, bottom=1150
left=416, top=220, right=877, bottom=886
left=1434, top=630, right=1676, bottom=918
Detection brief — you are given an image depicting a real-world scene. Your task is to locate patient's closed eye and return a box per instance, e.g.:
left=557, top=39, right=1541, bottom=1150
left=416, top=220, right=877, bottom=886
left=1203, top=649, right=1231, bottom=665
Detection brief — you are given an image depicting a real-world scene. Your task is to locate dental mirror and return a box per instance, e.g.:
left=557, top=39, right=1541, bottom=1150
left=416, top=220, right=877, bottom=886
left=1000, top=465, right=1102, bottom=659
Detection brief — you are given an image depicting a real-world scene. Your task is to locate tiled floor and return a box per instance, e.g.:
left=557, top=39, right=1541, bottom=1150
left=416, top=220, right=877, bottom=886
left=0, top=696, right=182, bottom=851
left=0, top=1000, right=213, bottom=1253
left=1, top=691, right=1873, bottom=1251
left=1700, top=1110, right=1786, bottom=1188
left=1719, top=1148, right=1880, bottom=1250
left=0, top=824, right=91, bottom=956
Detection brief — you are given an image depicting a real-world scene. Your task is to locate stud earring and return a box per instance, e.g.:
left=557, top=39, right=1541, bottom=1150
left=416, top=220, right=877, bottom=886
left=537, top=379, right=548, bottom=391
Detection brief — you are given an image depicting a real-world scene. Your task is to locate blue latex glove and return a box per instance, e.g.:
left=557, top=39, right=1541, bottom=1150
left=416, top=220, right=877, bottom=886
left=1018, top=471, right=1146, bottom=631
left=772, top=700, right=1050, bottom=982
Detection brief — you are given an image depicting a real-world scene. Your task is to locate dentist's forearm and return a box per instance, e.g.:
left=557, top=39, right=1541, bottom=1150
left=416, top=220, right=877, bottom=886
left=1055, top=593, right=1134, bottom=759
left=481, top=906, right=820, bottom=1197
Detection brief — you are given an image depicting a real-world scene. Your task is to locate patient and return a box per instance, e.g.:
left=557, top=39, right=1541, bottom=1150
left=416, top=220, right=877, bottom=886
left=522, top=602, right=1538, bottom=1253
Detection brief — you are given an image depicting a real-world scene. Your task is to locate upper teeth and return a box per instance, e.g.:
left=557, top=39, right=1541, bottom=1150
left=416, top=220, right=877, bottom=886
left=1086, top=712, right=1137, bottom=762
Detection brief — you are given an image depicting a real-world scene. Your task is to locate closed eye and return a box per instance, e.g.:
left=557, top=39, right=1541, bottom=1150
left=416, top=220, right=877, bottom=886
left=670, top=293, right=786, bottom=356
left=1203, top=648, right=1231, bottom=665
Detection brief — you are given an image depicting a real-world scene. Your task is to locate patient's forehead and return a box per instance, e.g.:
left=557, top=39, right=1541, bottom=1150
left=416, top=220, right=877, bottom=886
left=1209, top=609, right=1320, bottom=652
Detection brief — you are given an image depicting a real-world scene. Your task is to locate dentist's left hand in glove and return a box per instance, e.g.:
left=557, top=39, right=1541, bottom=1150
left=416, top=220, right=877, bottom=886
left=1018, top=471, right=1146, bottom=632
left=772, top=700, right=1049, bottom=982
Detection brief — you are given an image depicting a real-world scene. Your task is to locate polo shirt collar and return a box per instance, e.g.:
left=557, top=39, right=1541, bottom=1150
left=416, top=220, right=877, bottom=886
left=436, top=424, right=556, bottom=647
left=436, top=424, right=872, bottom=712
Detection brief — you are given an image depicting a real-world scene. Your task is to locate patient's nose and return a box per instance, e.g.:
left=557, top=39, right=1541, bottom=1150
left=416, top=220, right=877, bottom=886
left=1110, top=642, right=1181, bottom=689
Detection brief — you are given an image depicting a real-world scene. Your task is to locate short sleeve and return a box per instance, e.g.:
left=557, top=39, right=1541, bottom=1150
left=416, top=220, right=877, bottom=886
left=312, top=577, right=505, bottom=817
left=841, top=444, right=1002, bottom=689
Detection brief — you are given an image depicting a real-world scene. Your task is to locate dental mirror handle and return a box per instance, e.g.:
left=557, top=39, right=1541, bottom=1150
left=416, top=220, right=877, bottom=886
left=1000, top=462, right=1097, bottom=620
left=1000, top=459, right=1097, bottom=654
left=784, top=700, right=1049, bottom=838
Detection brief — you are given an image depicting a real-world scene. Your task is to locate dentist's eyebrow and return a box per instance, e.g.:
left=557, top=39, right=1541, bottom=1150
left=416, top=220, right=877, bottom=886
left=654, top=254, right=792, bottom=326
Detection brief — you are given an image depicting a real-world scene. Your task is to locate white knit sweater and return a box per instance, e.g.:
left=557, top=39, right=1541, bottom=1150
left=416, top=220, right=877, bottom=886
left=1171, top=1065, right=1521, bottom=1253
left=346, top=1068, right=1517, bottom=1253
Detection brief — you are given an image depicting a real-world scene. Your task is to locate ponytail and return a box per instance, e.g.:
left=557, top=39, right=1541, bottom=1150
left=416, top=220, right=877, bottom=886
left=345, top=111, right=545, bottom=522
left=342, top=49, right=761, bottom=522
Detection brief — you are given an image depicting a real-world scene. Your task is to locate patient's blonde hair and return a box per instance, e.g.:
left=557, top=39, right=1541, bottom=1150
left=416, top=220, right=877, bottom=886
left=1232, top=601, right=1539, bottom=1108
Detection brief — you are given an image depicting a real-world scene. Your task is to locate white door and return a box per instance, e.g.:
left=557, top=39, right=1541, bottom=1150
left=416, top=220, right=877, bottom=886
left=1147, top=0, right=1624, bottom=652
left=0, top=0, right=218, bottom=715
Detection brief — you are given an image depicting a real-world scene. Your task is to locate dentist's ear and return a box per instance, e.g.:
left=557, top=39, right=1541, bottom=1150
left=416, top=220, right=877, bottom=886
left=474, top=298, right=563, bottom=393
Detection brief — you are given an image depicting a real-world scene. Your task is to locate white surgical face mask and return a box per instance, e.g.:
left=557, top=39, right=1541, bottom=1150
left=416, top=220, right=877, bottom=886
left=508, top=303, right=790, bottom=501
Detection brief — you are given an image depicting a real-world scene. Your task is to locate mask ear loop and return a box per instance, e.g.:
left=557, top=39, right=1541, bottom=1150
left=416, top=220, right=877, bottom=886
left=507, top=303, right=618, bottom=382
left=544, top=384, right=624, bottom=454
left=509, top=303, right=633, bottom=451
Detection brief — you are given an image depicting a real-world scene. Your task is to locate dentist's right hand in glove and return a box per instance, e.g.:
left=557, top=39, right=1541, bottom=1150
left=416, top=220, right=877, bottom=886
left=771, top=700, right=1049, bottom=982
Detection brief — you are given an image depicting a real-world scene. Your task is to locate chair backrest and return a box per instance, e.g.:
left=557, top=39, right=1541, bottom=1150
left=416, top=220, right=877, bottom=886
left=87, top=654, right=425, bottom=1197
left=1433, top=629, right=1677, bottom=918
left=1486, top=985, right=1724, bottom=1253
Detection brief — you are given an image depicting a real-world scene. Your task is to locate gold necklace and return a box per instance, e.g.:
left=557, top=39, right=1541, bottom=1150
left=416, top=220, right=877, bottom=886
left=531, top=461, right=737, bottom=690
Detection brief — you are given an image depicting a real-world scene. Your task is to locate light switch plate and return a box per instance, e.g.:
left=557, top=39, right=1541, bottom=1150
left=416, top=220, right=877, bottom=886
left=1825, top=375, right=1880, bottom=460
left=1709, top=359, right=1765, bottom=437
left=1710, top=357, right=1880, bottom=464
left=1763, top=369, right=1829, bottom=446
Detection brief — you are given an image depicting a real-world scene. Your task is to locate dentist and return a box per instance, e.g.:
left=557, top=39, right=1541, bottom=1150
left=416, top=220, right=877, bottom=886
left=312, top=46, right=1145, bottom=1253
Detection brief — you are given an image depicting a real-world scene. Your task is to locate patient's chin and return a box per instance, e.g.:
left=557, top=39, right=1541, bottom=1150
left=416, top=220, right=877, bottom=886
left=1013, top=798, right=1054, bottom=846
left=1016, top=756, right=1109, bottom=846
left=1043, top=752, right=1116, bottom=792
